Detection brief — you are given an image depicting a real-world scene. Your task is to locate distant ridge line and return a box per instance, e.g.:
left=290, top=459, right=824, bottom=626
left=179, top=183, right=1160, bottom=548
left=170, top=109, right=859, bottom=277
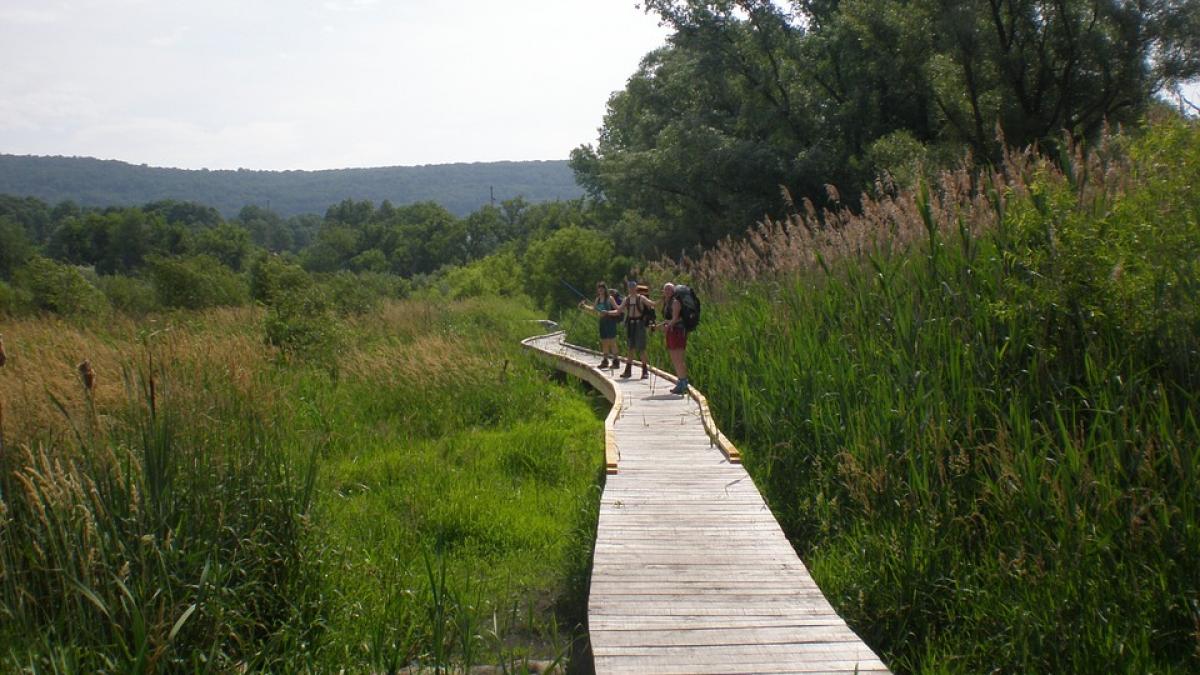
left=0, top=153, right=583, bottom=218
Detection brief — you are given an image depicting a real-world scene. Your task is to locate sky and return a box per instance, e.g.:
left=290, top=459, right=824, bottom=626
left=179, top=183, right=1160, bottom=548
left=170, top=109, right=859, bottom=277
left=0, top=0, right=671, bottom=171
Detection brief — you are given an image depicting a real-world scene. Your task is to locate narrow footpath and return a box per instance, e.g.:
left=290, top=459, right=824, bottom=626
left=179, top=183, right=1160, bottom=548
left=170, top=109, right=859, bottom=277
left=523, top=331, right=889, bottom=675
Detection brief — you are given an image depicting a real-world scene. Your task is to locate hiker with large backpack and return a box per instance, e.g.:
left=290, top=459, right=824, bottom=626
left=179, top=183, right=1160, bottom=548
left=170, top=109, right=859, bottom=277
left=662, top=282, right=701, bottom=395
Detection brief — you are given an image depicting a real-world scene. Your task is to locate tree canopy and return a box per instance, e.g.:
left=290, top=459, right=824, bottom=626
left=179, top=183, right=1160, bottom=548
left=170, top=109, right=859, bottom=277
left=572, top=0, right=1200, bottom=250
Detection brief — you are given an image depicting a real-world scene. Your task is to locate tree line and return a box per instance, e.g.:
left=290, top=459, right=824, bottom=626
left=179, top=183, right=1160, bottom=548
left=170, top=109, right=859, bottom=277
left=0, top=192, right=640, bottom=319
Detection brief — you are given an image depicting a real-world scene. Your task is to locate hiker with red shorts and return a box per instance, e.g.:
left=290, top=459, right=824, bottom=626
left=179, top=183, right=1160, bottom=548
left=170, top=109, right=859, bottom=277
left=661, top=282, right=690, bottom=395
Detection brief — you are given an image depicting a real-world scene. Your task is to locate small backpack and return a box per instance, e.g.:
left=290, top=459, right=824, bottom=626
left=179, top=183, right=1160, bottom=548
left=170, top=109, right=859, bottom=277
left=675, top=285, right=701, bottom=331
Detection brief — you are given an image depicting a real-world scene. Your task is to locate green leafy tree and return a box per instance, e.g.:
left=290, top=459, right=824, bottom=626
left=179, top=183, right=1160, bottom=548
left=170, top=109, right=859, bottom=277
left=143, top=199, right=222, bottom=229
left=249, top=253, right=313, bottom=305
left=0, top=195, right=53, bottom=245
left=302, top=224, right=360, bottom=273
left=193, top=222, right=253, bottom=271
left=523, top=226, right=615, bottom=310
left=0, top=216, right=34, bottom=278
left=238, top=205, right=294, bottom=252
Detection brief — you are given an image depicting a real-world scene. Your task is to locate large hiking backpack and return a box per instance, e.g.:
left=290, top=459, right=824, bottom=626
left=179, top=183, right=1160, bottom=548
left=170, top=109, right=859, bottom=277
left=675, top=285, right=701, bottom=331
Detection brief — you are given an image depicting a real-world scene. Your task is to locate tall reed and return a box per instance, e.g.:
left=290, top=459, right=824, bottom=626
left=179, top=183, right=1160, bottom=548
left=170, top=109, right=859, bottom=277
left=659, top=117, right=1200, bottom=672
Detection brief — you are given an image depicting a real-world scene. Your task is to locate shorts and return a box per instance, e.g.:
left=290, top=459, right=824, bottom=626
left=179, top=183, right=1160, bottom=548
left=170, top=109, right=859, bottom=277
left=666, top=324, right=688, bottom=350
left=599, top=318, right=618, bottom=340
left=627, top=320, right=648, bottom=351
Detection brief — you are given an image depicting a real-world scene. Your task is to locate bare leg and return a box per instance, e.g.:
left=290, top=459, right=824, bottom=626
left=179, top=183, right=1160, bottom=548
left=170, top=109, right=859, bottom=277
left=668, top=349, right=687, bottom=380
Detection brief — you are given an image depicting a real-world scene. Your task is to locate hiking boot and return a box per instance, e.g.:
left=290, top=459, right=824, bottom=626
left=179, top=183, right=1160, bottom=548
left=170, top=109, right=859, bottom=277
left=620, top=363, right=633, bottom=378
left=640, top=366, right=649, bottom=380
left=599, top=358, right=609, bottom=369
left=672, top=377, right=689, bottom=394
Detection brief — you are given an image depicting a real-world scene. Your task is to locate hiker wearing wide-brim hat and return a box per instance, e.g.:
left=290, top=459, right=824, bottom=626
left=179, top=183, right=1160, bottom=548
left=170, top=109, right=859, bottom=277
left=618, top=283, right=656, bottom=380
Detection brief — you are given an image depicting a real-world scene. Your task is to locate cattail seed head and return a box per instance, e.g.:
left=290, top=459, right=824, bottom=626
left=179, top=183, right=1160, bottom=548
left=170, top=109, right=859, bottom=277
left=0, top=334, right=6, bottom=367
left=78, top=360, right=95, bottom=392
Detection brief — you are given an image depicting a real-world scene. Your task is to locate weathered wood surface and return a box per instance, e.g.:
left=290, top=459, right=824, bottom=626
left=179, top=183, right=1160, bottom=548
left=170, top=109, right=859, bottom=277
left=522, top=331, right=889, bottom=675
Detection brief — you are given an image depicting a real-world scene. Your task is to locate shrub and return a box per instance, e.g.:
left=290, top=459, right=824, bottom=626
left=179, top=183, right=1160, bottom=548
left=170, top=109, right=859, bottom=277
left=442, top=251, right=524, bottom=300
left=10, top=256, right=109, bottom=316
left=317, top=270, right=410, bottom=316
left=95, top=274, right=160, bottom=315
left=249, top=253, right=313, bottom=306
left=149, top=254, right=249, bottom=309
left=263, top=285, right=342, bottom=365
left=0, top=278, right=31, bottom=316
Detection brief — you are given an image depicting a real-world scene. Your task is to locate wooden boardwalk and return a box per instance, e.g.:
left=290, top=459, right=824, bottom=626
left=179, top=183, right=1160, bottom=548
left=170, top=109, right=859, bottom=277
left=522, top=331, right=889, bottom=675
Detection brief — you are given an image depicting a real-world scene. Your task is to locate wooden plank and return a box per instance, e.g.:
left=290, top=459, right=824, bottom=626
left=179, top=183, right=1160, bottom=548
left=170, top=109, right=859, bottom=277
left=593, top=656, right=888, bottom=675
left=590, top=625, right=866, bottom=648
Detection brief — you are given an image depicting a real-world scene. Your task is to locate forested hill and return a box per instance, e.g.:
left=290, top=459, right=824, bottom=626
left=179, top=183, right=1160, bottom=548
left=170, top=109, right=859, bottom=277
left=0, top=154, right=582, bottom=217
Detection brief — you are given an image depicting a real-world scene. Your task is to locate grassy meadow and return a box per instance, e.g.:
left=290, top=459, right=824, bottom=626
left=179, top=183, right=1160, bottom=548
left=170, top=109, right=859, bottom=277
left=0, top=297, right=605, bottom=672
left=644, top=119, right=1198, bottom=672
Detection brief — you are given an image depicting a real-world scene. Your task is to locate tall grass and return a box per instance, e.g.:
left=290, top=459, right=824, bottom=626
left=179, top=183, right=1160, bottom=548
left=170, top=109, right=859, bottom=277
left=0, top=296, right=604, bottom=671
left=658, top=118, right=1200, bottom=672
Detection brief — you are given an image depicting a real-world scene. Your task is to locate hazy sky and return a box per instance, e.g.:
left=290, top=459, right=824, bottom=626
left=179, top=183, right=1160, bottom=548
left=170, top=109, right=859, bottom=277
left=0, top=0, right=671, bottom=170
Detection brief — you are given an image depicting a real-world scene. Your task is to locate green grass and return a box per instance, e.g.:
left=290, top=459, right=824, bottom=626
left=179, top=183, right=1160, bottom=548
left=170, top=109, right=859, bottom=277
left=0, top=296, right=605, bottom=672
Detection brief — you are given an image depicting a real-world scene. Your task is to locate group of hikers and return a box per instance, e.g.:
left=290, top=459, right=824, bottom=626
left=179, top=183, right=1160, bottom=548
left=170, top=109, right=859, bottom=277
left=579, top=276, right=697, bottom=396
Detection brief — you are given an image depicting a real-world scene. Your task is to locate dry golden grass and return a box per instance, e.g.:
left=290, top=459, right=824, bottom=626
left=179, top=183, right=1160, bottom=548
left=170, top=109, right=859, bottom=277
left=340, top=297, right=512, bottom=386
left=0, top=306, right=268, bottom=446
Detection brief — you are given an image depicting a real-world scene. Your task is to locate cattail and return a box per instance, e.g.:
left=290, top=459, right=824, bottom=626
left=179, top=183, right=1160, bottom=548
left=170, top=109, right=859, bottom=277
left=0, top=334, right=6, bottom=367
left=78, top=360, right=95, bottom=393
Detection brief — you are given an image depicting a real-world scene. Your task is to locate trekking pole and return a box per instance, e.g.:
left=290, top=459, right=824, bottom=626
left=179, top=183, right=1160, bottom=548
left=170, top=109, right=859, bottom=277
left=560, top=279, right=589, bottom=302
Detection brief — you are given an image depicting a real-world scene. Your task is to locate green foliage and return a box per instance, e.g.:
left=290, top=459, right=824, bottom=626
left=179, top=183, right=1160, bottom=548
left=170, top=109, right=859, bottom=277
left=523, top=226, right=615, bottom=310
left=11, top=256, right=108, bottom=315
left=680, top=120, right=1200, bottom=672
left=0, top=215, right=34, bottom=278
left=249, top=253, right=313, bottom=305
left=148, top=254, right=249, bottom=309
left=192, top=221, right=253, bottom=271
left=95, top=274, right=160, bottom=316
left=864, top=130, right=931, bottom=190
left=0, top=278, right=29, bottom=316
left=0, top=194, right=55, bottom=244
left=237, top=204, right=296, bottom=252
left=440, top=250, right=525, bottom=300
left=263, top=286, right=342, bottom=364
left=317, top=270, right=410, bottom=316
